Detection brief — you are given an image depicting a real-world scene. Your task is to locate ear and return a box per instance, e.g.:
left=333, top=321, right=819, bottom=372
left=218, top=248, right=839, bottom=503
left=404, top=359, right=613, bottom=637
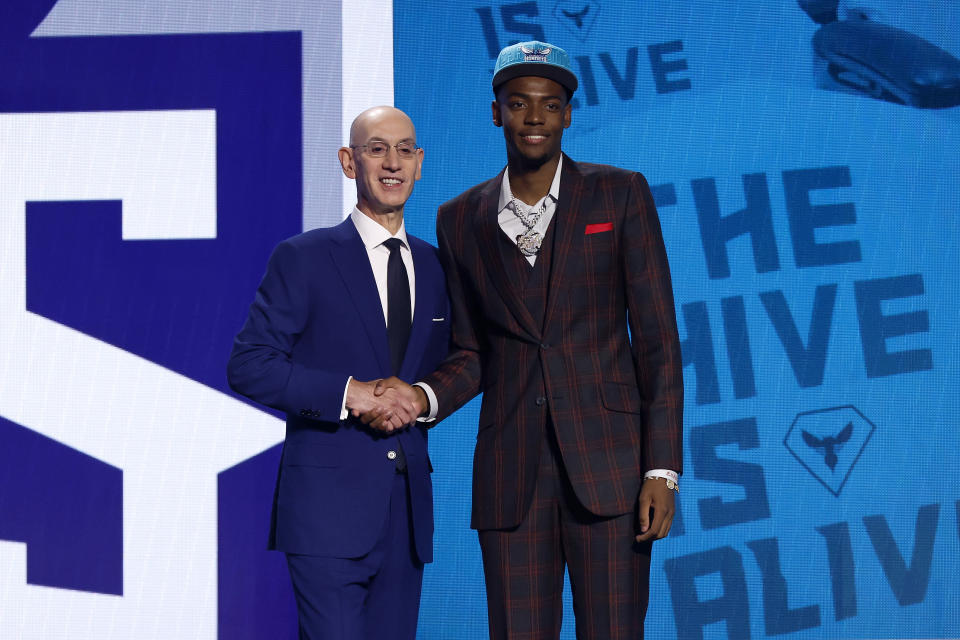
left=338, top=146, right=356, bottom=178
left=562, top=102, right=572, bottom=129
left=491, top=100, right=502, bottom=127
left=413, top=147, right=424, bottom=181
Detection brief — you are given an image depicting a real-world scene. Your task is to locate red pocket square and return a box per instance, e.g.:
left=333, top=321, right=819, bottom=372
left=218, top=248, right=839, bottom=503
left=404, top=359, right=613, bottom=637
left=585, top=222, right=613, bottom=235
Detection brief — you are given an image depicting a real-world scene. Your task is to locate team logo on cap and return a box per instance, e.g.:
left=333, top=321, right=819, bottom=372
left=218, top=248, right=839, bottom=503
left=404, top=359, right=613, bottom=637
left=520, top=44, right=552, bottom=61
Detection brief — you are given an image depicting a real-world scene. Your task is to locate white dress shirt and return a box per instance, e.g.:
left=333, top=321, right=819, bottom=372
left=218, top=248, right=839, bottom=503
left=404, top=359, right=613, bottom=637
left=339, top=207, right=415, bottom=419
left=498, top=156, right=563, bottom=266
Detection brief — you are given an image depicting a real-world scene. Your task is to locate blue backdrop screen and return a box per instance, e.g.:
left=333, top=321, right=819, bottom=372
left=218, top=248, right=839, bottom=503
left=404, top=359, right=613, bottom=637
left=397, top=1, right=960, bottom=638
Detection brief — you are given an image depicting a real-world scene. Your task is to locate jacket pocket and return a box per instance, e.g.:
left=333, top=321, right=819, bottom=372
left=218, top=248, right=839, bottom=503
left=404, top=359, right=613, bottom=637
left=282, top=443, right=342, bottom=468
left=600, top=382, right=643, bottom=414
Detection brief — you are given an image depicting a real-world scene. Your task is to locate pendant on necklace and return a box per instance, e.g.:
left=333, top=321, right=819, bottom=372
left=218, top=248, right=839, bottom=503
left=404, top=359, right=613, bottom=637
left=516, top=229, right=542, bottom=256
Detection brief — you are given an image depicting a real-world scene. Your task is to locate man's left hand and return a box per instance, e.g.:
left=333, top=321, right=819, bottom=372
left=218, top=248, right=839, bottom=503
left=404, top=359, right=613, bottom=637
left=635, top=478, right=676, bottom=542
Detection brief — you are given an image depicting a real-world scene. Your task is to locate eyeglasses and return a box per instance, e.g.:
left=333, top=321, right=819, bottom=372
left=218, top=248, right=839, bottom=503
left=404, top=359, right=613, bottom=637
left=350, top=140, right=420, bottom=158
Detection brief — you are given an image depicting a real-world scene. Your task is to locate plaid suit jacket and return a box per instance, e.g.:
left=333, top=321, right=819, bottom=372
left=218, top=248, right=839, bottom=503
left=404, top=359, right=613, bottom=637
left=423, top=156, right=683, bottom=530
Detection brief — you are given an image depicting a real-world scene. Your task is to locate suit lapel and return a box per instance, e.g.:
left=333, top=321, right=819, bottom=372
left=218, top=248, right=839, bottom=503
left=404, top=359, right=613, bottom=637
left=329, top=219, right=392, bottom=376
left=400, top=240, right=434, bottom=379
left=474, top=172, right=542, bottom=340
left=543, top=155, right=585, bottom=328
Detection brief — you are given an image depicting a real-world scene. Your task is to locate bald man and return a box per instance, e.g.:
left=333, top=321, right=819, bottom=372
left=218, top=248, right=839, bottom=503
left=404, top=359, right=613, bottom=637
left=227, top=106, right=451, bottom=639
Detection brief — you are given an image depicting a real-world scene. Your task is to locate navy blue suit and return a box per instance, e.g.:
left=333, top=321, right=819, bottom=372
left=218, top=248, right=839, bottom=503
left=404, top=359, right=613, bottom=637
left=227, top=217, right=450, bottom=637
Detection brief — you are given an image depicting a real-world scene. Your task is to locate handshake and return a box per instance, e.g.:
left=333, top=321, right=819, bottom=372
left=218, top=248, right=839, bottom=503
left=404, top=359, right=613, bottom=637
left=345, top=376, right=428, bottom=433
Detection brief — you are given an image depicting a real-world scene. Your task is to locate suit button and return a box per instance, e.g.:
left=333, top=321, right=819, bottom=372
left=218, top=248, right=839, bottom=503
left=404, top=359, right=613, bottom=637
left=540, top=342, right=550, bottom=349
left=535, top=397, right=546, bottom=406
left=387, top=450, right=398, bottom=460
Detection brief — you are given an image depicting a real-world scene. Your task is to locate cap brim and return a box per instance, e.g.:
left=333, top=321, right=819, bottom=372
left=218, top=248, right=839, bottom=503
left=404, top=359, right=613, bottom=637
left=492, top=63, right=578, bottom=94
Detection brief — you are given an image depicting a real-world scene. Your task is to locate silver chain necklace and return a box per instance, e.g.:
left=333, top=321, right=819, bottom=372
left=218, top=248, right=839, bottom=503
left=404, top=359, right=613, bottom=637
left=511, top=196, right=548, bottom=257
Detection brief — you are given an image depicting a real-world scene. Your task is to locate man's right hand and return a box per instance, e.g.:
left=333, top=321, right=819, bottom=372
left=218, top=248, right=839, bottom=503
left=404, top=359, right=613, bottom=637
left=362, top=377, right=427, bottom=432
left=345, top=378, right=420, bottom=433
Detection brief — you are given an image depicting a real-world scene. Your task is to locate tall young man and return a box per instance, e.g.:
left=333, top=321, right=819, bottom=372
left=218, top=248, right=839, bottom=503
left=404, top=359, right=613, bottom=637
left=372, top=42, right=683, bottom=638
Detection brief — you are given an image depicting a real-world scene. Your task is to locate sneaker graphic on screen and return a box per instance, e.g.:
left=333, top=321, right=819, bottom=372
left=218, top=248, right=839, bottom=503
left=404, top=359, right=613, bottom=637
left=798, top=0, right=960, bottom=108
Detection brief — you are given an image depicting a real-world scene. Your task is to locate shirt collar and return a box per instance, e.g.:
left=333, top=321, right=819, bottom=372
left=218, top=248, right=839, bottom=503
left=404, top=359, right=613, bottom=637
left=498, top=154, right=563, bottom=213
left=350, top=207, right=409, bottom=251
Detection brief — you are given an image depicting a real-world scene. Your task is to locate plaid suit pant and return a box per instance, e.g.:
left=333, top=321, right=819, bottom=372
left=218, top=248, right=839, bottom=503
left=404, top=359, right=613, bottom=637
left=478, top=420, right=652, bottom=640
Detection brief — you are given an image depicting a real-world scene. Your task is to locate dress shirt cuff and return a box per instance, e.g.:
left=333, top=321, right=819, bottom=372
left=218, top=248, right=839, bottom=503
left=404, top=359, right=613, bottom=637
left=644, top=469, right=679, bottom=489
left=413, top=382, right=438, bottom=422
left=339, top=376, right=352, bottom=421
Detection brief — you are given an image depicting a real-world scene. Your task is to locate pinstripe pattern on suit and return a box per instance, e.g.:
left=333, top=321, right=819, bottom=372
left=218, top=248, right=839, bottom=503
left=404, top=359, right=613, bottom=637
left=423, top=155, right=684, bottom=532
left=478, top=426, right=652, bottom=640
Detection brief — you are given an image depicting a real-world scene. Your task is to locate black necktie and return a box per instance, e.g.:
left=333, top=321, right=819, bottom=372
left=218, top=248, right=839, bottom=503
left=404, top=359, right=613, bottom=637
left=384, top=238, right=411, bottom=375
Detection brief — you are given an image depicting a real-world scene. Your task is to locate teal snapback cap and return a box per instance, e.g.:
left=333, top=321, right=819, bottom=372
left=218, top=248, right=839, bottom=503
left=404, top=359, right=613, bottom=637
left=492, top=41, right=578, bottom=94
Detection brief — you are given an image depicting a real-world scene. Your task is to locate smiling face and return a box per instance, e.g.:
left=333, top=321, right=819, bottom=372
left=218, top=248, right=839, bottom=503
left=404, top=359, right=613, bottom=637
left=492, top=75, right=571, bottom=170
left=338, top=106, right=423, bottom=219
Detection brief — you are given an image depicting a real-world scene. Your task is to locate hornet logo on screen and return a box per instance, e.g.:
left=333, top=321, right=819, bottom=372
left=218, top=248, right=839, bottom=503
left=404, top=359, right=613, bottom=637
left=802, top=420, right=852, bottom=470
left=784, top=405, right=876, bottom=496
left=553, top=0, right=600, bottom=40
